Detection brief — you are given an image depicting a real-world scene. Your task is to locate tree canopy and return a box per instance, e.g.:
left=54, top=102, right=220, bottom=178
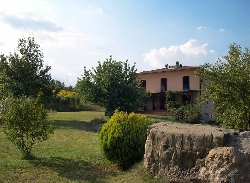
left=76, top=56, right=149, bottom=116
left=195, top=43, right=250, bottom=130
left=0, top=37, right=55, bottom=107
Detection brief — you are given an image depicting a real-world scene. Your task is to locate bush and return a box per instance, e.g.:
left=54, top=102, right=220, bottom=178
left=2, top=96, right=54, bottom=159
left=51, top=95, right=84, bottom=112
left=169, top=104, right=201, bottom=124
left=99, top=110, right=154, bottom=169
left=50, top=90, right=105, bottom=112
left=183, top=104, right=201, bottom=124
left=208, top=120, right=219, bottom=126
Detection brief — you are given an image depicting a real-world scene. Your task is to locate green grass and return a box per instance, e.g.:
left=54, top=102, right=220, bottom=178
left=0, top=111, right=160, bottom=183
left=145, top=114, right=185, bottom=123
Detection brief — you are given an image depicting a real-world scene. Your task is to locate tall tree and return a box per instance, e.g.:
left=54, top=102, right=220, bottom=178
left=196, top=43, right=250, bottom=130
left=0, top=37, right=55, bottom=107
left=76, top=56, right=149, bottom=116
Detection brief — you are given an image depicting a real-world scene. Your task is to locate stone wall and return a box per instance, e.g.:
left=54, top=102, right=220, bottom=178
left=144, top=122, right=250, bottom=182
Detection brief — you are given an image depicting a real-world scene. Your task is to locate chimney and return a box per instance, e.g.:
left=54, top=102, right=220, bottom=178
left=176, top=61, right=179, bottom=67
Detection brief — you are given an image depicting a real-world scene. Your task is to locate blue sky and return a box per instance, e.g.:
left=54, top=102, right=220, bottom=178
left=0, top=0, right=249, bottom=86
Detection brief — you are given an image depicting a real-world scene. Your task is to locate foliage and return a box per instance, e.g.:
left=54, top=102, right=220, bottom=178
left=99, top=110, right=154, bottom=169
left=51, top=94, right=84, bottom=112
left=195, top=43, right=250, bottom=130
left=170, top=104, right=201, bottom=124
left=57, top=90, right=77, bottom=97
left=2, top=96, right=54, bottom=158
left=53, top=80, right=65, bottom=94
left=165, top=91, right=201, bottom=124
left=0, top=55, right=10, bottom=102
left=49, top=89, right=84, bottom=112
left=0, top=37, right=55, bottom=108
left=76, top=55, right=149, bottom=117
left=208, top=120, right=220, bottom=126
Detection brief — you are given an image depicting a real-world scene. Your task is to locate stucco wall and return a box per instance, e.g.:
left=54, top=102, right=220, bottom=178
left=139, top=67, right=215, bottom=122
left=139, top=69, right=200, bottom=93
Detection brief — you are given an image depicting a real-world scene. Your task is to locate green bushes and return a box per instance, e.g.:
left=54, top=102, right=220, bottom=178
left=165, top=91, right=201, bottom=124
left=2, top=96, right=54, bottom=159
left=50, top=90, right=105, bottom=112
left=99, top=110, right=154, bottom=169
left=51, top=95, right=84, bottom=112
left=170, top=103, right=201, bottom=124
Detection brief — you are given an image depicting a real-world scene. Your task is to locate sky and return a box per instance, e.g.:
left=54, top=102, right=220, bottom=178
left=0, top=0, right=250, bottom=86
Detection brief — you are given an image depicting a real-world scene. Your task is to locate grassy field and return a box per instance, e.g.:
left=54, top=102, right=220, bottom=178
left=0, top=111, right=165, bottom=183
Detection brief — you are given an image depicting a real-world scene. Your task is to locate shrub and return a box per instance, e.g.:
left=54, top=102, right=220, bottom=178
left=208, top=120, right=219, bottom=126
left=169, top=104, right=201, bottom=124
left=183, top=104, right=201, bottom=124
left=165, top=91, right=201, bottom=124
left=51, top=95, right=84, bottom=112
left=99, top=110, right=154, bottom=169
left=2, top=96, right=54, bottom=159
left=57, top=90, right=77, bottom=97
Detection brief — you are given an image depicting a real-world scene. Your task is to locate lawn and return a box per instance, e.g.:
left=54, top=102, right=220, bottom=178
left=144, top=113, right=184, bottom=124
left=0, top=111, right=161, bottom=183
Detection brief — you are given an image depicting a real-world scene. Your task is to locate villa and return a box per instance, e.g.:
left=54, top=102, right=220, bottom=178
left=138, top=62, right=214, bottom=123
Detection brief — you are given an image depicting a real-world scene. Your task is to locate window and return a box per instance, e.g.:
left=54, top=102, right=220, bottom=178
left=183, top=76, right=190, bottom=90
left=161, top=78, right=167, bottom=92
left=141, top=80, right=146, bottom=88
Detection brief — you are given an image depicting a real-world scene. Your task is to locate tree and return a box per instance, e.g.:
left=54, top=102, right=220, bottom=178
left=76, top=56, right=149, bottom=116
left=53, top=79, right=65, bottom=92
left=0, top=37, right=55, bottom=107
left=195, top=43, right=250, bottom=130
left=2, top=96, right=54, bottom=159
left=0, top=55, right=8, bottom=101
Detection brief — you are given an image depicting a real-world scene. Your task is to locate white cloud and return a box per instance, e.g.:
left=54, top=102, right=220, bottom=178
left=180, top=39, right=208, bottom=56
left=210, top=50, right=215, bottom=53
left=197, top=26, right=206, bottom=31
left=87, top=5, right=103, bottom=15
left=0, top=11, right=89, bottom=52
left=142, top=49, right=165, bottom=68
left=0, top=5, right=91, bottom=86
left=0, top=0, right=50, bottom=15
left=142, top=39, right=211, bottom=68
left=0, top=41, right=4, bottom=46
left=64, top=72, right=78, bottom=85
left=219, top=28, right=224, bottom=32
left=82, top=51, right=101, bottom=55
left=0, top=12, right=63, bottom=32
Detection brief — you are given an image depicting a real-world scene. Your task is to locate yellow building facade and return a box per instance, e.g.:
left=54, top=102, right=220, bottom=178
left=138, top=62, right=214, bottom=123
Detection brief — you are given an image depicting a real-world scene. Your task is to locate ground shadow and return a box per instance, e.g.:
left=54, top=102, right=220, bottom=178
left=146, top=116, right=176, bottom=123
left=53, top=120, right=102, bottom=132
left=29, top=156, right=117, bottom=183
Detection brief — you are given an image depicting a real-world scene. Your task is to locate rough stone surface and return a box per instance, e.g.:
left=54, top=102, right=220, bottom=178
left=144, top=122, right=250, bottom=182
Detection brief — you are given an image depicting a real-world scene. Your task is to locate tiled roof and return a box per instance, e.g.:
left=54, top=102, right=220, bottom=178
left=138, top=66, right=200, bottom=75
